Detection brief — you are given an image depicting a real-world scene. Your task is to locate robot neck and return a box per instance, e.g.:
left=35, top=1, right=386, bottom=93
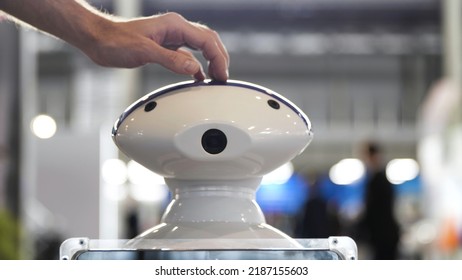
left=161, top=178, right=266, bottom=224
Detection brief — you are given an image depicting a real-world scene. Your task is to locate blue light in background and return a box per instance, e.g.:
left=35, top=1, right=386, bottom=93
left=255, top=172, right=422, bottom=216
left=256, top=173, right=309, bottom=215
left=393, top=175, right=422, bottom=195
left=319, top=173, right=366, bottom=211
left=322, top=173, right=422, bottom=215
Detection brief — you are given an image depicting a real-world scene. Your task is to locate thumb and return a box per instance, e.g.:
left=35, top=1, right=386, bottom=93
left=150, top=46, right=201, bottom=76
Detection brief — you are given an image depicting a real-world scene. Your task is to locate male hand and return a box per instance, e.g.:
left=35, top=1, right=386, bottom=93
left=84, top=12, right=229, bottom=81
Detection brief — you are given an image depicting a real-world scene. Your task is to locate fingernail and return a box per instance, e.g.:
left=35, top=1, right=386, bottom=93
left=183, top=60, right=198, bottom=73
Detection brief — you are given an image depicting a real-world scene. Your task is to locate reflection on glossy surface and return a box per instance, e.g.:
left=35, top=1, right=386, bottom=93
left=111, top=80, right=314, bottom=247
left=60, top=237, right=357, bottom=260
left=76, top=249, right=340, bottom=260
left=112, top=80, right=312, bottom=180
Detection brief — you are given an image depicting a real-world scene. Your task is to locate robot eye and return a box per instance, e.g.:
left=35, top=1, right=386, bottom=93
left=144, top=101, right=157, bottom=112
left=267, top=99, right=280, bottom=110
left=201, top=129, right=227, bottom=155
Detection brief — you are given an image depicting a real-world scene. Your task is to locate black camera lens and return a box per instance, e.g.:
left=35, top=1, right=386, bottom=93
left=201, top=129, right=227, bottom=154
left=144, top=101, right=157, bottom=112
left=267, top=99, right=280, bottom=110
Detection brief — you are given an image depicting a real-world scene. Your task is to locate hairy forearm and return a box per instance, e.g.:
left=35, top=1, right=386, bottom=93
left=0, top=0, right=111, bottom=50
left=0, top=0, right=229, bottom=79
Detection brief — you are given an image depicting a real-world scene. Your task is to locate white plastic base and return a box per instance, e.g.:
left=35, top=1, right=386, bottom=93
left=127, top=178, right=303, bottom=249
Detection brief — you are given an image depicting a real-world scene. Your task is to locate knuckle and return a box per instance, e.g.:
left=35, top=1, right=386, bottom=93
left=165, top=51, right=181, bottom=66
left=162, top=12, right=185, bottom=23
left=210, top=29, right=220, bottom=39
left=203, top=29, right=221, bottom=47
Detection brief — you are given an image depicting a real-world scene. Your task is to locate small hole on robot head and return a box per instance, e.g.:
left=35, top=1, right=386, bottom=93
left=267, top=99, right=280, bottom=110
left=144, top=101, right=157, bottom=112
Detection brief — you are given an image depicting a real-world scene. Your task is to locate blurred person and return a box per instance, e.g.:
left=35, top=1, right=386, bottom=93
left=294, top=175, right=341, bottom=238
left=0, top=0, right=229, bottom=81
left=124, top=206, right=140, bottom=239
left=358, top=141, right=401, bottom=260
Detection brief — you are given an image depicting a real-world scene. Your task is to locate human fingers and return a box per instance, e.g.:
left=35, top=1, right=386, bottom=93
left=187, top=23, right=229, bottom=81
left=177, top=48, right=206, bottom=81
left=154, top=13, right=229, bottom=81
left=144, top=40, right=204, bottom=77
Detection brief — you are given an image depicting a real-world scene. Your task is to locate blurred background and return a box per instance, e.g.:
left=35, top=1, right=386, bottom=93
left=1, top=0, right=462, bottom=260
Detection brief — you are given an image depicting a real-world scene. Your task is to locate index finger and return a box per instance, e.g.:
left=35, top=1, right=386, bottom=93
left=181, top=22, right=230, bottom=81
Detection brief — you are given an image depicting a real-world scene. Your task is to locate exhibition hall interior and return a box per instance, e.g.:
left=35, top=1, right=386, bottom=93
left=1, top=0, right=461, bottom=260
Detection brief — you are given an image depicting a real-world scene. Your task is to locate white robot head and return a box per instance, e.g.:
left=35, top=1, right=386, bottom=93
left=111, top=80, right=314, bottom=244
left=112, top=80, right=313, bottom=183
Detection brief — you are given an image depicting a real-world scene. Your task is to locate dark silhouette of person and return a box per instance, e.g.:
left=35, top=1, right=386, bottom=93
left=358, top=141, right=401, bottom=259
left=125, top=207, right=140, bottom=239
left=294, top=176, right=340, bottom=238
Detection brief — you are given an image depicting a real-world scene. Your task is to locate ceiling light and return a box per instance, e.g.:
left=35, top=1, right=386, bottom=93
left=329, top=158, right=365, bottom=185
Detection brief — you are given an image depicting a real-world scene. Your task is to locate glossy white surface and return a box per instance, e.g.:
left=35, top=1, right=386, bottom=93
left=112, top=80, right=313, bottom=243
left=127, top=222, right=303, bottom=249
left=113, top=80, right=312, bottom=180
left=161, top=178, right=263, bottom=224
